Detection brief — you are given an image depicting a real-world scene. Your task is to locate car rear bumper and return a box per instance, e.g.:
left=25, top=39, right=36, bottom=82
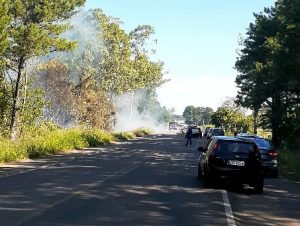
left=210, top=165, right=262, bottom=183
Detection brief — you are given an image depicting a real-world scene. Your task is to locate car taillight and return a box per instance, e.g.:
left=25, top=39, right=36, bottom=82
left=213, top=143, right=218, bottom=151
left=255, top=146, right=260, bottom=155
left=267, top=150, right=278, bottom=157
left=209, top=143, right=218, bottom=161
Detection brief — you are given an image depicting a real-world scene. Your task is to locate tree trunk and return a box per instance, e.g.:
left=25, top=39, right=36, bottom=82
left=10, top=58, right=24, bottom=140
left=271, top=94, right=282, bottom=148
left=253, top=108, right=258, bottom=135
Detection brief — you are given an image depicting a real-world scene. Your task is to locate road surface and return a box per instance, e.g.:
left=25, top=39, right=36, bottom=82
left=0, top=133, right=299, bottom=226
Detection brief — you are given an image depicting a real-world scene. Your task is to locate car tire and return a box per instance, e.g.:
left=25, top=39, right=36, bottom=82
left=202, top=170, right=212, bottom=188
left=253, top=176, right=264, bottom=194
left=197, top=165, right=202, bottom=179
left=271, top=169, right=278, bottom=178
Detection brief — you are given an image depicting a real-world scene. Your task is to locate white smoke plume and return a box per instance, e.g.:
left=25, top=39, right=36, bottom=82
left=113, top=91, right=168, bottom=133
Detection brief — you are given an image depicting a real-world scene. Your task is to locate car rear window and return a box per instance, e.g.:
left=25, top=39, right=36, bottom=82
left=212, top=129, right=224, bottom=135
left=217, top=141, right=255, bottom=153
left=254, top=139, right=272, bottom=149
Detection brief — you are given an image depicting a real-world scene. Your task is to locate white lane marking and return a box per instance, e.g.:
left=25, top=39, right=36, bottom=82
left=222, top=190, right=237, bottom=226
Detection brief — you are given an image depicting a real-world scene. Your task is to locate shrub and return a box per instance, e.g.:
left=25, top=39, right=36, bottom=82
left=279, top=150, right=300, bottom=181
left=114, top=131, right=135, bottom=141
left=0, top=139, right=28, bottom=163
left=0, top=127, right=152, bottom=163
left=132, top=128, right=152, bottom=137
left=83, top=129, right=114, bottom=147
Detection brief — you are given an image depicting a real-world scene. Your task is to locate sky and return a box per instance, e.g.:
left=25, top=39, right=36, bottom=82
left=84, top=0, right=276, bottom=114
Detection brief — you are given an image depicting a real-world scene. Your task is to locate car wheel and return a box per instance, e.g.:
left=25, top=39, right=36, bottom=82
left=253, top=176, right=264, bottom=194
left=197, top=164, right=202, bottom=179
left=271, top=168, right=278, bottom=178
left=202, top=170, right=213, bottom=188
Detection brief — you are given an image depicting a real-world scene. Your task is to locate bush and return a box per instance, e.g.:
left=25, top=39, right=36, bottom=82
left=22, top=128, right=88, bottom=158
left=0, top=127, right=152, bottom=163
left=83, top=129, right=114, bottom=147
left=113, top=131, right=135, bottom=141
left=0, top=139, right=28, bottom=163
left=279, top=150, right=300, bottom=181
left=132, top=128, right=152, bottom=137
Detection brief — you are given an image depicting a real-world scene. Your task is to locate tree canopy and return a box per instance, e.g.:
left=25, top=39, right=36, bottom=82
left=235, top=0, right=300, bottom=147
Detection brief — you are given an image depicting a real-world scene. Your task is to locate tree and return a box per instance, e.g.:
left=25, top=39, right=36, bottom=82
left=235, top=0, right=300, bottom=147
left=0, top=0, right=10, bottom=68
left=87, top=9, right=165, bottom=95
left=37, top=60, right=76, bottom=127
left=4, top=0, right=85, bottom=139
left=211, top=98, right=252, bottom=134
left=183, top=105, right=195, bottom=124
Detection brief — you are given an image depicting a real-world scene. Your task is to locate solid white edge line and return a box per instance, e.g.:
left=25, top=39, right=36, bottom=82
left=222, top=190, right=237, bottom=226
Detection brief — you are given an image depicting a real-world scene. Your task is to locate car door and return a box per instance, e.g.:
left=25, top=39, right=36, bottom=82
left=200, top=138, right=214, bottom=173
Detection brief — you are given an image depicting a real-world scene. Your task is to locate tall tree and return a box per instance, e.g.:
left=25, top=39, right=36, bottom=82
left=87, top=9, right=165, bottom=95
left=0, top=0, right=10, bottom=68
left=236, top=0, right=300, bottom=147
left=183, top=105, right=195, bottom=124
left=4, top=0, right=85, bottom=139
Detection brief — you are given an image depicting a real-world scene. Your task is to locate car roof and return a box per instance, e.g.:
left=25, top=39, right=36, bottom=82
left=213, top=136, right=255, bottom=144
left=237, top=133, right=263, bottom=139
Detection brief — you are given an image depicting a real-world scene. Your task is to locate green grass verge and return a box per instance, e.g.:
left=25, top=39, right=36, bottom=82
left=0, top=127, right=152, bottom=164
left=279, top=150, right=300, bottom=181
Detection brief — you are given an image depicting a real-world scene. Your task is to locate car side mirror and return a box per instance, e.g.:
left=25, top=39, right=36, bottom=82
left=198, top=147, right=205, bottom=152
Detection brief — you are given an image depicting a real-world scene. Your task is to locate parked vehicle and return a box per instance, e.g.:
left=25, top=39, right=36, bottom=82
left=197, top=136, right=264, bottom=193
left=169, top=121, right=178, bottom=130
left=237, top=134, right=278, bottom=177
left=191, top=126, right=202, bottom=138
left=203, top=127, right=211, bottom=137
left=206, top=128, right=225, bottom=139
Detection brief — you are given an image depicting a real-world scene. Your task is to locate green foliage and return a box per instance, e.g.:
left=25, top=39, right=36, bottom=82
left=279, top=150, right=300, bottom=181
left=211, top=98, right=253, bottom=134
left=87, top=9, right=165, bottom=94
left=235, top=0, right=300, bottom=147
left=183, top=105, right=213, bottom=125
left=83, top=129, right=114, bottom=146
left=0, top=138, right=28, bottom=163
left=0, top=0, right=10, bottom=68
left=0, top=126, right=152, bottom=163
left=2, top=0, right=85, bottom=139
left=113, top=131, right=135, bottom=141
left=132, top=128, right=153, bottom=137
left=23, top=129, right=88, bottom=158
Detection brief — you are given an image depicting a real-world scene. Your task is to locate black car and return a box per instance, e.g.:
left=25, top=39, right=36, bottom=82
left=237, top=134, right=278, bottom=177
left=197, top=136, right=264, bottom=193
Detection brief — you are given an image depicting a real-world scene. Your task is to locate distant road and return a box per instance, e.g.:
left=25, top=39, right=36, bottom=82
left=0, top=134, right=299, bottom=226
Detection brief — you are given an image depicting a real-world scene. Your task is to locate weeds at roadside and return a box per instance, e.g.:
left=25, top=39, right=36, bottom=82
left=0, top=127, right=152, bottom=164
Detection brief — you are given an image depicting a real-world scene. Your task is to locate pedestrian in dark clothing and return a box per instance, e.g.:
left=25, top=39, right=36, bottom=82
left=185, top=126, right=193, bottom=146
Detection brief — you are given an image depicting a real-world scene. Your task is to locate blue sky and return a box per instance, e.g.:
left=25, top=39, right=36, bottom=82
left=85, top=0, right=276, bottom=114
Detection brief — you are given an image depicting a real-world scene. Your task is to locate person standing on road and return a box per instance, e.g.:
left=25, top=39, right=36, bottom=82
left=185, top=125, right=193, bottom=146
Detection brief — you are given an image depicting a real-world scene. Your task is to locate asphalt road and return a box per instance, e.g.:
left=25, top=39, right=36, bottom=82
left=0, top=133, right=299, bottom=226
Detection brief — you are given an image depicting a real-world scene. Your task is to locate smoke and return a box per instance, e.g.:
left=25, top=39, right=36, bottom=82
left=113, top=91, right=168, bottom=133
left=35, top=9, right=169, bottom=132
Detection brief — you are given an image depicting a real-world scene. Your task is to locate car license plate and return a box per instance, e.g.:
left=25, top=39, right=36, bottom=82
left=228, top=160, right=245, bottom=166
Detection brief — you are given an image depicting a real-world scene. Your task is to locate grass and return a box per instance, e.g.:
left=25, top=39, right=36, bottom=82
left=279, top=150, right=300, bottom=181
left=0, top=127, right=152, bottom=164
left=113, top=131, right=135, bottom=141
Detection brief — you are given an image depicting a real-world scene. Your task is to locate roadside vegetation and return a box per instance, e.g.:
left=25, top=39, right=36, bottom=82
left=0, top=127, right=152, bottom=164
left=0, top=1, right=171, bottom=165
left=279, top=150, right=300, bottom=181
